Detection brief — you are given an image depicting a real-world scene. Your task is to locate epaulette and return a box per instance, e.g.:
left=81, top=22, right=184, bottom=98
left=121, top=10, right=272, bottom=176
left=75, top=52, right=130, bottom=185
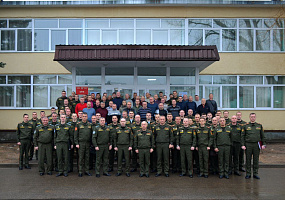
left=116, top=126, right=120, bottom=129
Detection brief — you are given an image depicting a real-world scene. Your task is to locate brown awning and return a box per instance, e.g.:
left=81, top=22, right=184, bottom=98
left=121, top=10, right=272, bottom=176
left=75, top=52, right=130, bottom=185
left=54, top=45, right=220, bottom=62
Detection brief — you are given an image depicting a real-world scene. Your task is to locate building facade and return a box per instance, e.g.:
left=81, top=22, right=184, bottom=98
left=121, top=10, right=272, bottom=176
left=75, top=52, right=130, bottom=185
left=0, top=1, right=285, bottom=132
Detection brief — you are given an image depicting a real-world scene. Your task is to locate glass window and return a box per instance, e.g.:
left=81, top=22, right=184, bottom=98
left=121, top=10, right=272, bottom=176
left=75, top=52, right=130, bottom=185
left=213, top=76, right=237, bottom=84
left=205, top=29, right=220, bottom=50
left=222, top=86, right=237, bottom=108
left=119, top=30, right=134, bottom=44
left=88, top=86, right=101, bottom=95
left=199, top=75, right=212, bottom=84
left=59, top=75, right=72, bottom=84
left=188, top=29, right=203, bottom=45
left=153, top=30, right=168, bottom=45
left=239, top=76, right=263, bottom=84
left=34, top=19, right=58, bottom=28
left=105, top=67, right=134, bottom=85
left=34, top=29, right=49, bottom=51
left=264, top=19, right=285, bottom=28
left=0, top=86, right=14, bottom=107
left=256, top=30, right=270, bottom=51
left=162, top=19, right=184, bottom=28
left=239, top=29, right=253, bottom=51
left=8, top=76, right=30, bottom=84
left=274, top=86, right=285, bottom=108
left=59, top=19, right=82, bottom=28
left=76, top=67, right=101, bottom=85
left=170, top=67, right=195, bottom=85
left=265, top=76, right=285, bottom=84
left=16, top=86, right=31, bottom=107
left=138, top=67, right=166, bottom=85
left=222, top=29, right=236, bottom=51
left=86, top=30, right=100, bottom=45
left=1, top=30, right=15, bottom=50
left=9, top=19, right=32, bottom=28
left=256, top=87, right=271, bottom=107
left=205, top=86, right=220, bottom=107
left=0, top=76, right=6, bottom=84
left=239, top=19, right=262, bottom=28
left=17, top=29, right=32, bottom=51
left=102, top=30, right=117, bottom=45
left=51, top=30, right=66, bottom=50
left=170, top=86, right=195, bottom=99
left=170, top=30, right=184, bottom=45
left=188, top=19, right=212, bottom=28
left=136, top=30, right=151, bottom=44
left=67, top=85, right=73, bottom=97
left=86, top=19, right=109, bottom=28
left=68, top=29, right=82, bottom=45
left=110, top=19, right=133, bottom=28
left=213, top=19, right=237, bottom=28
left=136, top=19, right=160, bottom=28
left=273, top=29, right=285, bottom=51
left=239, top=86, right=254, bottom=108
left=0, top=20, right=7, bottom=28
left=33, top=86, right=48, bottom=107
left=34, top=75, right=56, bottom=84
left=51, top=86, right=65, bottom=107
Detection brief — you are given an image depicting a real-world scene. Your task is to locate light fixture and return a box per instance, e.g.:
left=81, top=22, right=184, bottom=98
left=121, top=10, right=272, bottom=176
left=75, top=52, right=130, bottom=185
left=147, top=79, right=157, bottom=81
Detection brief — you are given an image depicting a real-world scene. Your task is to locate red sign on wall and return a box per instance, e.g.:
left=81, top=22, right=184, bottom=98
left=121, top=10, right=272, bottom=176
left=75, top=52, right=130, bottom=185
left=76, top=87, right=88, bottom=95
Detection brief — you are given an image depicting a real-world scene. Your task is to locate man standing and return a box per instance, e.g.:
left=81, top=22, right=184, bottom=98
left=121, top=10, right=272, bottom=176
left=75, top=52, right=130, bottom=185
left=241, top=113, right=266, bottom=179
left=133, top=99, right=142, bottom=115
left=17, top=114, right=34, bottom=170
left=75, top=97, right=87, bottom=115
left=194, top=95, right=201, bottom=106
left=134, top=121, right=154, bottom=177
left=197, top=98, right=210, bottom=116
left=29, top=112, right=41, bottom=160
left=54, top=114, right=73, bottom=177
left=34, top=117, right=54, bottom=176
left=167, top=99, right=180, bottom=120
left=147, top=97, right=158, bottom=117
left=114, top=118, right=133, bottom=177
left=108, top=116, right=119, bottom=172
left=176, top=118, right=196, bottom=177
left=113, top=92, right=123, bottom=109
left=93, top=117, right=112, bottom=177
left=83, top=102, right=96, bottom=123
left=68, top=113, right=78, bottom=173
left=71, top=94, right=80, bottom=113
left=56, top=91, right=68, bottom=112
left=74, top=113, right=93, bottom=177
left=186, top=96, right=197, bottom=115
left=107, top=104, right=121, bottom=124
left=153, top=116, right=174, bottom=177
left=155, top=103, right=167, bottom=118
left=213, top=118, right=232, bottom=179
left=237, top=111, right=247, bottom=172
left=206, top=93, right=217, bottom=117
left=176, top=96, right=187, bottom=113
left=130, top=115, right=142, bottom=172
left=96, top=101, right=108, bottom=120
left=138, top=101, right=152, bottom=122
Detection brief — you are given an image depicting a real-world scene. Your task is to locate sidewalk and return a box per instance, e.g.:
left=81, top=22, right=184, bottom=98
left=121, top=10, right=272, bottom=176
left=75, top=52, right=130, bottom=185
left=1, top=143, right=285, bottom=167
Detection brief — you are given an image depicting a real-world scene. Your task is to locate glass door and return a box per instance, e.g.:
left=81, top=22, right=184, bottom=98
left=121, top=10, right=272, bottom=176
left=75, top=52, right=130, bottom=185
left=104, top=86, right=134, bottom=98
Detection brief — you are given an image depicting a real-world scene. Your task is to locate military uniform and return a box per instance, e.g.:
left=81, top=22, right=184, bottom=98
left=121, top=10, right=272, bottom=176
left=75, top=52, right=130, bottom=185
left=171, top=123, right=181, bottom=172
left=130, top=123, right=141, bottom=170
left=28, top=118, right=41, bottom=160
left=114, top=126, right=133, bottom=174
left=177, top=126, right=196, bottom=176
left=68, top=121, right=78, bottom=172
left=54, top=123, right=73, bottom=174
left=213, top=125, right=232, bottom=177
left=108, top=123, right=119, bottom=171
left=56, top=96, right=68, bottom=113
left=229, top=123, right=244, bottom=174
left=153, top=123, right=174, bottom=176
left=237, top=120, right=247, bottom=171
left=16, top=121, right=34, bottom=168
left=209, top=124, right=219, bottom=174
left=150, top=121, right=158, bottom=172
left=93, top=125, right=112, bottom=175
left=190, top=123, right=200, bottom=174
left=74, top=121, right=93, bottom=175
left=126, top=118, right=135, bottom=128
left=34, top=124, right=54, bottom=174
left=134, top=129, right=154, bottom=176
left=196, top=125, right=212, bottom=176
left=242, top=122, right=266, bottom=177
left=49, top=120, right=60, bottom=171
left=71, top=100, right=80, bottom=113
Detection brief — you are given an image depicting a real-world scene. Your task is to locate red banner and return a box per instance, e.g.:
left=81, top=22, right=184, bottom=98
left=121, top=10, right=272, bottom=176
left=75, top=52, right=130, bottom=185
left=76, top=87, right=88, bottom=95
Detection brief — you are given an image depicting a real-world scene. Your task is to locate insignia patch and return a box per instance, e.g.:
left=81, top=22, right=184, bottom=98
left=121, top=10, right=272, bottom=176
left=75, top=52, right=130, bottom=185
left=28, top=126, right=32, bottom=129
left=39, top=129, right=43, bottom=132
left=147, top=133, right=151, bottom=135
left=80, top=126, right=84, bottom=129
left=187, top=131, right=191, bottom=134
left=48, top=128, right=53, bottom=131
left=164, top=128, right=169, bottom=130
left=64, top=127, right=69, bottom=130
left=156, top=128, right=160, bottom=131
left=88, top=125, right=91, bottom=129
left=106, top=128, right=110, bottom=131
left=124, top=130, right=129, bottom=133
left=203, top=131, right=208, bottom=133
left=99, top=128, right=103, bottom=131
left=56, top=128, right=60, bottom=131
left=138, top=133, right=142, bottom=136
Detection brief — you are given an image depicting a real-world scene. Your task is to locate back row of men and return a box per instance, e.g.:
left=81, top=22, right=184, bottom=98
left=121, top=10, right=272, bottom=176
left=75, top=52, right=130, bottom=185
left=17, top=104, right=266, bottom=179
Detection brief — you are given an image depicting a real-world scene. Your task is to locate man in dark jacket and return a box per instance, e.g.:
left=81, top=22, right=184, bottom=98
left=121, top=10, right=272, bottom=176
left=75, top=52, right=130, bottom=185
left=197, top=98, right=210, bottom=116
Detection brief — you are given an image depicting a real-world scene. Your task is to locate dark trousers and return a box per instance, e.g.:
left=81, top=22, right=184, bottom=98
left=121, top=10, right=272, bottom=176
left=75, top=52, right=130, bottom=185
left=19, top=139, right=30, bottom=167
left=56, top=142, right=69, bottom=174
left=156, top=143, right=170, bottom=175
left=78, top=142, right=90, bottom=174
left=245, top=142, right=260, bottom=176
left=139, top=148, right=150, bottom=175
left=38, top=143, right=53, bottom=173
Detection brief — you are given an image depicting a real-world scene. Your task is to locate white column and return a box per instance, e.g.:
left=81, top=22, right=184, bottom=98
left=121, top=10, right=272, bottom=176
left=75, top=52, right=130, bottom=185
left=72, top=66, right=76, bottom=92
left=195, top=67, right=200, bottom=95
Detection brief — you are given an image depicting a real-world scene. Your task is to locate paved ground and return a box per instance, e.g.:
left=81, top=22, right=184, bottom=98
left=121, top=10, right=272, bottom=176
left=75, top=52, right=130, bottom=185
left=0, top=167, right=285, bottom=199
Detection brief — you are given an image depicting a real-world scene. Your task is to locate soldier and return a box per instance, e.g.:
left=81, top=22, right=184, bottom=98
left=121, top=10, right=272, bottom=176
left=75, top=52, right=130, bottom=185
left=145, top=112, right=154, bottom=130
left=56, top=91, right=68, bottom=113
left=229, top=115, right=244, bottom=176
left=74, top=113, right=93, bottom=177
left=186, top=109, right=195, bottom=120
left=68, top=113, right=78, bottom=172
left=65, top=108, right=72, bottom=123
left=17, top=114, right=34, bottom=170
left=54, top=114, right=73, bottom=177
left=196, top=118, right=212, bottom=178
left=134, top=121, right=154, bottom=177
left=130, top=115, right=142, bottom=172
left=213, top=117, right=232, bottom=179
left=176, top=118, right=196, bottom=177
left=49, top=112, right=59, bottom=172
left=114, top=118, right=133, bottom=177
left=34, top=117, right=54, bottom=176
left=153, top=115, right=174, bottom=177
left=206, top=112, right=213, bottom=126
left=126, top=111, right=135, bottom=127
left=209, top=117, right=219, bottom=175
left=237, top=111, right=246, bottom=172
left=29, top=112, right=41, bottom=160
left=108, top=115, right=119, bottom=172
left=171, top=116, right=182, bottom=173
left=89, top=115, right=98, bottom=170
left=223, top=111, right=230, bottom=125
left=191, top=114, right=200, bottom=174
left=47, top=107, right=56, bottom=120
left=71, top=94, right=80, bottom=113
left=241, top=113, right=266, bottom=179
left=93, top=117, right=112, bottom=177
left=39, top=111, right=46, bottom=124
left=166, top=113, right=175, bottom=126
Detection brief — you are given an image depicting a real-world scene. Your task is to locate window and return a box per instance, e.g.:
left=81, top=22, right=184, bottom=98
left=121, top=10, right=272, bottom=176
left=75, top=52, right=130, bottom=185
left=0, top=86, right=14, bottom=107
left=76, top=67, right=101, bottom=85
left=188, top=29, right=203, bottom=45
left=239, top=29, right=253, bottom=51
left=170, top=67, right=195, bottom=85
left=119, top=30, right=134, bottom=44
left=205, top=30, right=220, bottom=50
left=136, top=30, right=151, bottom=44
left=239, top=86, right=254, bottom=108
left=51, top=30, right=66, bottom=50
left=265, top=76, right=285, bottom=84
left=68, top=30, right=82, bottom=45
left=256, top=30, right=270, bottom=51
left=205, top=86, right=220, bottom=107
left=17, top=29, right=32, bottom=51
left=274, top=86, right=285, bottom=108
left=16, top=86, right=31, bottom=107
left=59, top=19, right=82, bottom=28
left=34, top=75, right=56, bottom=84
left=0, top=76, right=6, bottom=84
left=153, top=30, right=168, bottom=45
left=50, top=86, right=65, bottom=107
left=0, top=20, right=7, bottom=28
left=105, top=67, right=134, bottom=85
left=199, top=75, right=212, bottom=84
left=213, top=76, right=237, bottom=84
left=138, top=67, right=166, bottom=85
left=35, top=19, right=58, bottom=28
left=239, top=76, right=263, bottom=84
left=189, top=19, right=212, bottom=28
left=9, top=19, right=32, bottom=28
left=8, top=76, right=30, bottom=84
left=136, top=19, right=160, bottom=28
left=170, top=30, right=184, bottom=45
left=256, top=87, right=271, bottom=107
left=1, top=30, right=15, bottom=50
left=86, top=30, right=100, bottom=45
left=222, top=86, right=237, bottom=108
left=102, top=30, right=117, bottom=45
left=34, top=30, right=49, bottom=51
left=33, top=86, right=48, bottom=107
left=222, top=29, right=237, bottom=51
left=110, top=19, right=133, bottom=28
left=170, top=86, right=195, bottom=98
